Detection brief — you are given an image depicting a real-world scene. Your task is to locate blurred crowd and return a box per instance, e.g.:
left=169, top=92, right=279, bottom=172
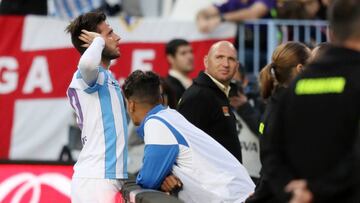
left=0, top=0, right=331, bottom=21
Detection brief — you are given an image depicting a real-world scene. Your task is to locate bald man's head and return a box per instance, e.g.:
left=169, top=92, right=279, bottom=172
left=207, top=41, right=237, bottom=57
left=204, top=41, right=238, bottom=86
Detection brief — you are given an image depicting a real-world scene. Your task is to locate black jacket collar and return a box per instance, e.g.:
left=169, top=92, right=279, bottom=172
left=193, top=71, right=226, bottom=94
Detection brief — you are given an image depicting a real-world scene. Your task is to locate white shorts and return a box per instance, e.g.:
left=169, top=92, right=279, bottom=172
left=71, top=178, right=123, bottom=203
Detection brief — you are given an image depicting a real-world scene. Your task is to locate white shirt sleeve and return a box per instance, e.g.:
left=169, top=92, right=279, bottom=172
left=78, top=37, right=105, bottom=85
left=144, top=119, right=178, bottom=145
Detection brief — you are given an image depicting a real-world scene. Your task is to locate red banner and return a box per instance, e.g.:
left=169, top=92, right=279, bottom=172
left=0, top=164, right=73, bottom=203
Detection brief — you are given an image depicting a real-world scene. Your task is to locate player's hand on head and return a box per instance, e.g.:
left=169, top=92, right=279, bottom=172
left=78, top=29, right=102, bottom=47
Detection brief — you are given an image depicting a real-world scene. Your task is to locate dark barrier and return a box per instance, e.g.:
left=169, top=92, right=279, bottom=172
left=121, top=179, right=184, bottom=203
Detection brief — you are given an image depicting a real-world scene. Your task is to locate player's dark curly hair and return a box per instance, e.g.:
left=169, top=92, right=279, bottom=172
left=123, top=70, right=161, bottom=105
left=65, top=12, right=106, bottom=54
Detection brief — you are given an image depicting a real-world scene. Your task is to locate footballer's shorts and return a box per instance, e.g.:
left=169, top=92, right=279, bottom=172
left=71, top=177, right=123, bottom=203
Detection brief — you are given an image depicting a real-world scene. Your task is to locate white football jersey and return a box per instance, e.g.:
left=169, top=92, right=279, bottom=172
left=67, top=67, right=128, bottom=179
left=136, top=105, right=255, bottom=202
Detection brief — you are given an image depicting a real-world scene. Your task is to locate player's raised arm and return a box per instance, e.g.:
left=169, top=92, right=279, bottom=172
left=78, top=30, right=104, bottom=85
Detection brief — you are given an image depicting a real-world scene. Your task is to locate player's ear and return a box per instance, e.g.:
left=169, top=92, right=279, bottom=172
left=126, top=99, right=135, bottom=113
left=296, top=64, right=304, bottom=73
left=129, top=100, right=135, bottom=113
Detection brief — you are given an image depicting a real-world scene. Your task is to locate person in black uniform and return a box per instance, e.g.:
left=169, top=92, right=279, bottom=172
left=260, top=0, right=360, bottom=202
left=165, top=39, right=194, bottom=107
left=178, top=41, right=243, bottom=163
left=246, top=41, right=311, bottom=203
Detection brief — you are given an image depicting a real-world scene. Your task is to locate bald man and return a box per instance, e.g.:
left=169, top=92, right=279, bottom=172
left=178, top=41, right=243, bottom=163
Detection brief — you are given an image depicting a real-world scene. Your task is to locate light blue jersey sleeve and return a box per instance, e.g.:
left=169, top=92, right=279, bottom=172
left=136, top=144, right=179, bottom=189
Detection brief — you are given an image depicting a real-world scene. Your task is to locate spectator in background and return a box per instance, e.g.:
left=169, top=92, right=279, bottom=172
left=65, top=12, right=127, bottom=203
left=231, top=63, right=264, bottom=129
left=246, top=41, right=311, bottom=203
left=276, top=0, right=329, bottom=48
left=0, top=0, right=127, bottom=18
left=165, top=39, right=194, bottom=107
left=260, top=0, right=360, bottom=202
left=48, top=0, right=105, bottom=19
left=229, top=65, right=262, bottom=182
left=277, top=0, right=330, bottom=20
left=48, top=0, right=143, bottom=19
left=178, top=41, right=243, bottom=163
left=277, top=0, right=309, bottom=19
left=316, top=0, right=332, bottom=20
left=302, top=0, right=321, bottom=19
left=123, top=70, right=255, bottom=203
left=310, top=42, right=332, bottom=62
left=196, top=0, right=276, bottom=73
left=196, top=0, right=276, bottom=33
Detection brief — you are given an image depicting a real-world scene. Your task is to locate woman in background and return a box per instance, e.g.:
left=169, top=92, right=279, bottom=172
left=246, top=41, right=311, bottom=203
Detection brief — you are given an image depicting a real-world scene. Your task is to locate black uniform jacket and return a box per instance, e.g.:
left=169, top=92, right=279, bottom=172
left=178, top=71, right=242, bottom=163
left=246, top=87, right=288, bottom=203
left=262, top=46, right=360, bottom=203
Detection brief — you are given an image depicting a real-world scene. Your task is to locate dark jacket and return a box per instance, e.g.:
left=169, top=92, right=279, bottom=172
left=262, top=46, right=360, bottom=203
left=246, top=87, right=288, bottom=203
left=178, top=71, right=242, bottom=163
left=165, top=75, right=186, bottom=104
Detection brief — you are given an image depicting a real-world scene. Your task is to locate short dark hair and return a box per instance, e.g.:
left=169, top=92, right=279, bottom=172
left=165, top=39, right=190, bottom=57
left=65, top=12, right=106, bottom=54
left=328, top=0, right=360, bottom=42
left=123, top=70, right=161, bottom=105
